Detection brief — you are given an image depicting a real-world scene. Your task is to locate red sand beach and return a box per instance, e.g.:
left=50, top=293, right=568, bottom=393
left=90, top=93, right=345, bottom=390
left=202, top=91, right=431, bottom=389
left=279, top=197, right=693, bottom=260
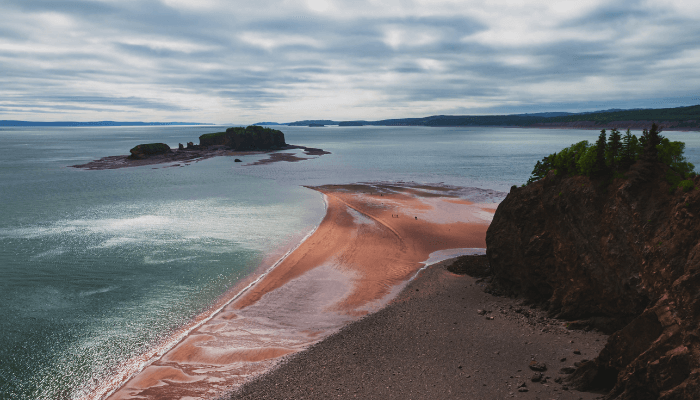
left=230, top=257, right=607, bottom=400
left=105, top=183, right=496, bottom=399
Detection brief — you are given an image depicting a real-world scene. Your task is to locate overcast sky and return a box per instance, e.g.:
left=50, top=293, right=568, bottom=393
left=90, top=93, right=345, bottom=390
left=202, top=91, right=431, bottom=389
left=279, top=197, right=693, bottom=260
left=1, top=0, right=699, bottom=124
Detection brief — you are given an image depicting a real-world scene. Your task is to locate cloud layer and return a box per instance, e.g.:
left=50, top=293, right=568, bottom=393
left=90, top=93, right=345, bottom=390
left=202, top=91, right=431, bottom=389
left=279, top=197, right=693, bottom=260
left=1, top=0, right=699, bottom=123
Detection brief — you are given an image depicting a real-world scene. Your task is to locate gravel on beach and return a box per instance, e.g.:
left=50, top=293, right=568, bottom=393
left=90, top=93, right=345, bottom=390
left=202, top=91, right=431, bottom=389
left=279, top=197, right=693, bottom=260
left=224, top=257, right=609, bottom=400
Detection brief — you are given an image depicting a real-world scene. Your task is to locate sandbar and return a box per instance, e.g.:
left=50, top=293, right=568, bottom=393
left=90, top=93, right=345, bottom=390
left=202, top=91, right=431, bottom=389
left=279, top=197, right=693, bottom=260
left=102, top=182, right=499, bottom=399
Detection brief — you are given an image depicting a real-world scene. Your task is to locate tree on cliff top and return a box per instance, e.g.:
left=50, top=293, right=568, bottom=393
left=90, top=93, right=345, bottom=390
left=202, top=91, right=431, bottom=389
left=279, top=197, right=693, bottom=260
left=607, top=128, right=622, bottom=171
left=526, top=124, right=695, bottom=187
left=593, top=129, right=608, bottom=177
left=619, top=129, right=641, bottom=170
left=641, top=123, right=663, bottom=161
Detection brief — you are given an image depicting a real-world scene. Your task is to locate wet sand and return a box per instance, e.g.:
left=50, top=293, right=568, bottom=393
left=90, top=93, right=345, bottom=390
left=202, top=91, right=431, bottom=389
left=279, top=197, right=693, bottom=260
left=229, top=257, right=608, bottom=400
left=104, top=183, right=498, bottom=400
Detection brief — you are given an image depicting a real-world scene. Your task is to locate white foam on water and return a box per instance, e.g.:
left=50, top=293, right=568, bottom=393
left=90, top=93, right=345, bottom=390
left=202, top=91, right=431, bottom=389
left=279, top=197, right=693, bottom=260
left=79, top=286, right=118, bottom=297
left=143, top=255, right=197, bottom=265
left=1, top=198, right=317, bottom=256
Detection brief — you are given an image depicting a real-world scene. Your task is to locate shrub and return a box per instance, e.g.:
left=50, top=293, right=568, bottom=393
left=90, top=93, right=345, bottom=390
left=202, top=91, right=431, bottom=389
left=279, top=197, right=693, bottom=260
left=678, top=180, right=695, bottom=192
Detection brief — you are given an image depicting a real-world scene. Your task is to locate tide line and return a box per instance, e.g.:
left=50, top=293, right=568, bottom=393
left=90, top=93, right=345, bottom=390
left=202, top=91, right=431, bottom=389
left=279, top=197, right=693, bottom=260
left=86, top=193, right=328, bottom=400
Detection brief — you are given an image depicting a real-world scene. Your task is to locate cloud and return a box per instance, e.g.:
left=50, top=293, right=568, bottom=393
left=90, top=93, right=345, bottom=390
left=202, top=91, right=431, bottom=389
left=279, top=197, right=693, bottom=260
left=0, top=0, right=698, bottom=123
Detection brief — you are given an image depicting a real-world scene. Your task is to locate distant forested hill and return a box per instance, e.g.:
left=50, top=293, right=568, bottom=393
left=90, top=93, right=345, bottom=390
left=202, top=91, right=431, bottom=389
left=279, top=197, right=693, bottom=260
left=284, top=105, right=700, bottom=130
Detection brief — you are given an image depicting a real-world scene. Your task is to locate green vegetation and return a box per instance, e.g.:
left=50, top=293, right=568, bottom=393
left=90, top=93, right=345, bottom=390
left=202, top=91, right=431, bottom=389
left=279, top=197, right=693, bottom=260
left=540, top=105, right=700, bottom=127
left=199, top=125, right=283, bottom=142
left=527, top=123, right=696, bottom=188
left=363, top=104, right=700, bottom=128
left=678, top=180, right=695, bottom=192
left=129, top=143, right=170, bottom=157
left=198, top=131, right=227, bottom=142
left=199, top=125, right=286, bottom=149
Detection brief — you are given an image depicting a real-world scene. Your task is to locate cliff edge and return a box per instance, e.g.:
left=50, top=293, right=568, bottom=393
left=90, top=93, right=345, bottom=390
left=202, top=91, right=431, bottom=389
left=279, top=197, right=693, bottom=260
left=486, top=160, right=700, bottom=399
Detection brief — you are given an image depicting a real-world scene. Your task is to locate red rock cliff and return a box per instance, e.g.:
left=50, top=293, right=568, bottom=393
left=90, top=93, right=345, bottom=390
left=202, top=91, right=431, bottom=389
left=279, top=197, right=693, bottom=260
left=486, top=160, right=700, bottom=399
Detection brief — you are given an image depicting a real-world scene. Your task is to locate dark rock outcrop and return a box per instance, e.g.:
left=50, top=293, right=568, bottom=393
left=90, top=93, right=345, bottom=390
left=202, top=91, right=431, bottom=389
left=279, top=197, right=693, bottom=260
left=199, top=125, right=286, bottom=150
left=486, top=160, right=700, bottom=399
left=445, top=254, right=492, bottom=277
left=129, top=143, right=171, bottom=159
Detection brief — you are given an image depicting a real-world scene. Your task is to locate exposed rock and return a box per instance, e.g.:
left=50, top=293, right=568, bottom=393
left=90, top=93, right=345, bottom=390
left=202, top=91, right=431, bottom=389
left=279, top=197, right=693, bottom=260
left=446, top=254, right=492, bottom=277
left=486, top=159, right=700, bottom=399
left=529, top=361, right=547, bottom=372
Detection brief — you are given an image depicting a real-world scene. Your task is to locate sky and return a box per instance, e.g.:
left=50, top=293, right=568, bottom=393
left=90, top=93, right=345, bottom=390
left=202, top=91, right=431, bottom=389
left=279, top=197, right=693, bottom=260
left=1, top=0, right=699, bottom=124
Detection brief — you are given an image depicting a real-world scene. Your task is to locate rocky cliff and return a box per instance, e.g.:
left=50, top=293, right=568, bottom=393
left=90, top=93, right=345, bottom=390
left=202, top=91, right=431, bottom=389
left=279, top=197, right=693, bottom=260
left=199, top=125, right=286, bottom=150
left=486, top=160, right=700, bottom=399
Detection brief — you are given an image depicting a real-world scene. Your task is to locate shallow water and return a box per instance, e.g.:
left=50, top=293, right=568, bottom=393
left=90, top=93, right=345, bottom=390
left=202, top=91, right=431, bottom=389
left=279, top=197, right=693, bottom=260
left=1, top=125, right=697, bottom=399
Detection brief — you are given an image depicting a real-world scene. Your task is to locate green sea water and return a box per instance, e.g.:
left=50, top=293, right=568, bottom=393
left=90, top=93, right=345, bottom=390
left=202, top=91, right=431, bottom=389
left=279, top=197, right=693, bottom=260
left=1, top=125, right=698, bottom=399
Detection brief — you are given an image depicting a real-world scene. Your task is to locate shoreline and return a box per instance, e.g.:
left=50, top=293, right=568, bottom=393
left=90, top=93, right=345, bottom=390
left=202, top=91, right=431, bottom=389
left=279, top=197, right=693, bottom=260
left=82, top=197, right=327, bottom=400
left=104, top=182, right=499, bottom=399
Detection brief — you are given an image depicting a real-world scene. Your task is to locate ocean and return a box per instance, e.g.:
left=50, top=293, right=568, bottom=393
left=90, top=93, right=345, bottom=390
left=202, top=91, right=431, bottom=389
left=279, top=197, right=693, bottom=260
left=1, top=125, right=698, bottom=399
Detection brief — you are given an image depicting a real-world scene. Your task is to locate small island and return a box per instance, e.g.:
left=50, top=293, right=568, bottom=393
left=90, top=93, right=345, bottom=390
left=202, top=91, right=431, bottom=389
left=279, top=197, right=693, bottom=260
left=72, top=125, right=330, bottom=170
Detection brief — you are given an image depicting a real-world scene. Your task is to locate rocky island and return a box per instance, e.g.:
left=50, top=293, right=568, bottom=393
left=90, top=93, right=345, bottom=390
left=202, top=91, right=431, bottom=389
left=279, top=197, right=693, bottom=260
left=72, top=125, right=330, bottom=170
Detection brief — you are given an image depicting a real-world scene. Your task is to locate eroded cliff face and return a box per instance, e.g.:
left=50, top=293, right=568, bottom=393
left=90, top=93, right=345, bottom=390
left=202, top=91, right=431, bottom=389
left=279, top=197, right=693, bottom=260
left=486, top=160, right=700, bottom=399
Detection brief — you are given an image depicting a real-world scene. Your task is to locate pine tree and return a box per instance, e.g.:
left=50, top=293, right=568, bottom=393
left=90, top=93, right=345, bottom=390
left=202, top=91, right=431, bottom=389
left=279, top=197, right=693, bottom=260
left=620, top=129, right=638, bottom=170
left=594, top=129, right=608, bottom=176
left=643, top=123, right=663, bottom=161
left=607, top=128, right=622, bottom=171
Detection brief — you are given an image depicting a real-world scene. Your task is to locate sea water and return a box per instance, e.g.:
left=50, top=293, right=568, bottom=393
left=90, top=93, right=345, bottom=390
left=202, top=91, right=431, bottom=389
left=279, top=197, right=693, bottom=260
left=1, top=125, right=698, bottom=399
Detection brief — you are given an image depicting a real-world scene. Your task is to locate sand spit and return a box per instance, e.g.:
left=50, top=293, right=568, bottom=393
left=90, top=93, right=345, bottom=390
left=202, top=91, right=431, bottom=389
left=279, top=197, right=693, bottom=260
left=104, top=183, right=498, bottom=399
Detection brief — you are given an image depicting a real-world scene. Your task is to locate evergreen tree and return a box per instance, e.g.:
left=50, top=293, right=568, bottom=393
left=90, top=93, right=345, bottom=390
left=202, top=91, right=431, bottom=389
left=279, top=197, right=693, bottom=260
left=607, top=128, right=622, bottom=171
left=527, top=154, right=555, bottom=184
left=643, top=123, right=663, bottom=160
left=594, top=129, right=608, bottom=176
left=620, top=129, right=639, bottom=170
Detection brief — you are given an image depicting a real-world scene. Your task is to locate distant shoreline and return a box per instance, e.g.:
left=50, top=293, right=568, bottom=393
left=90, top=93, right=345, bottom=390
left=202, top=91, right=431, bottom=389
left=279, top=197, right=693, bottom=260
left=0, top=120, right=212, bottom=127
